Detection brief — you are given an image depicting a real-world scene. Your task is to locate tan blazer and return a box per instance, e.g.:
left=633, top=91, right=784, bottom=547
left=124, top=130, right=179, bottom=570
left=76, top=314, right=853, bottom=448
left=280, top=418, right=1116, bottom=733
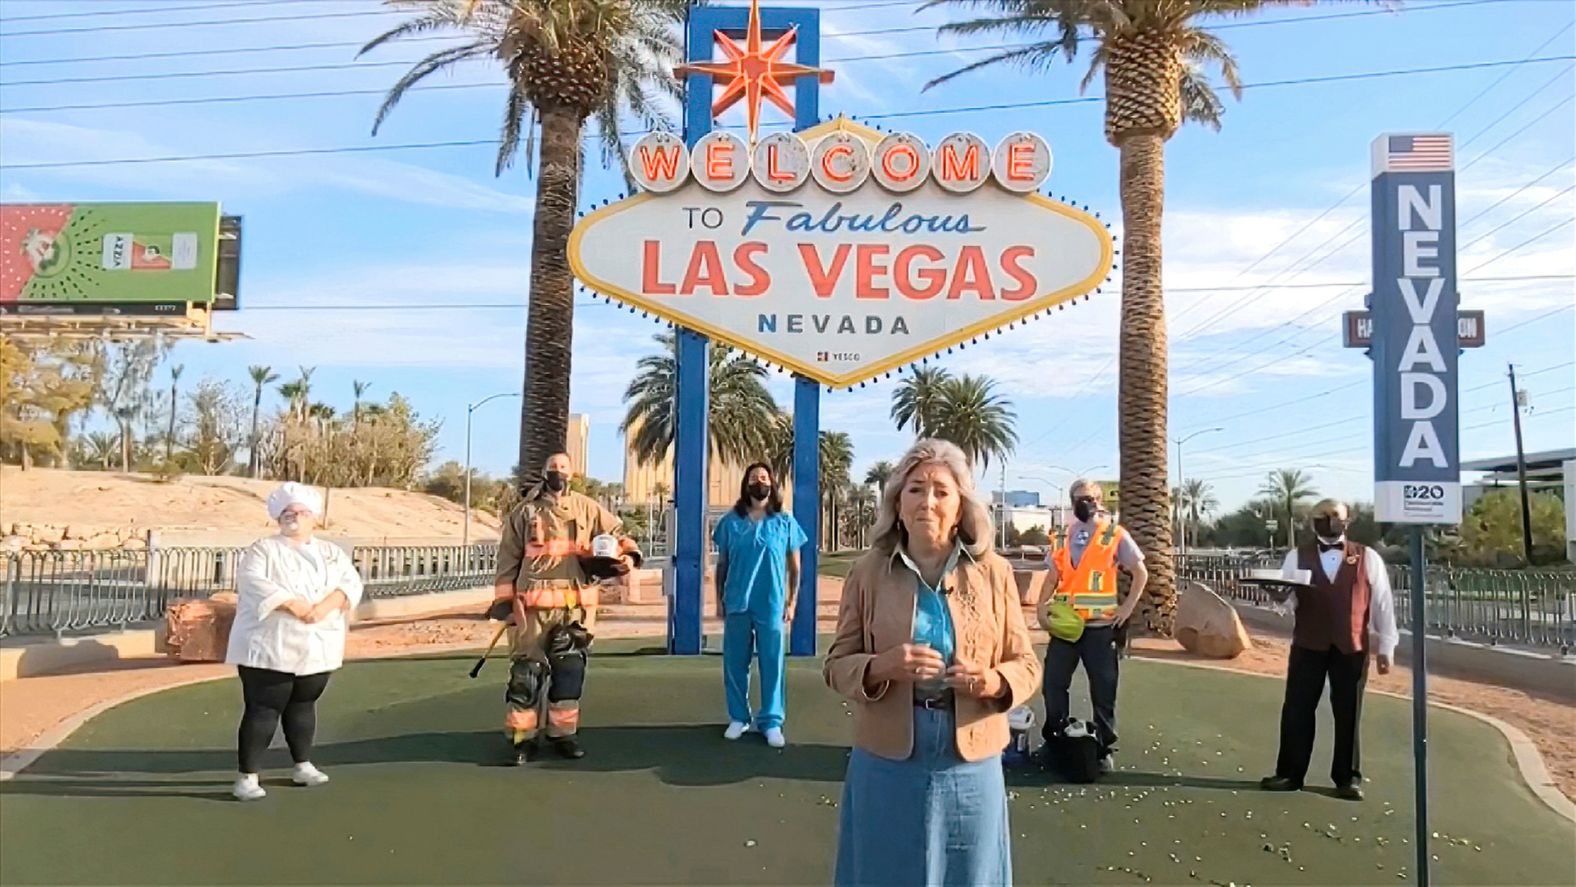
left=824, top=547, right=1041, bottom=762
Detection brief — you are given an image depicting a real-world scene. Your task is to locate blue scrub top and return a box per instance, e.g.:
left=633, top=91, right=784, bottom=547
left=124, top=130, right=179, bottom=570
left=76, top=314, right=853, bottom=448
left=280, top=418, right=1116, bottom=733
left=712, top=510, right=809, bottom=616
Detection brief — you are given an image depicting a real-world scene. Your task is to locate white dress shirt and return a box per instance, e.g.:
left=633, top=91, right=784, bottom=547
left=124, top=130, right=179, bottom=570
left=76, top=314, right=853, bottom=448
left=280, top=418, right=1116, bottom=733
left=1279, top=539, right=1399, bottom=658
left=226, top=534, right=365, bottom=675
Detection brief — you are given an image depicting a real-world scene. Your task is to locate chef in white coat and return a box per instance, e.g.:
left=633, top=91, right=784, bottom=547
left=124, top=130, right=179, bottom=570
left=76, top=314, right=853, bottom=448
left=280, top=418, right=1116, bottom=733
left=225, top=482, right=364, bottom=802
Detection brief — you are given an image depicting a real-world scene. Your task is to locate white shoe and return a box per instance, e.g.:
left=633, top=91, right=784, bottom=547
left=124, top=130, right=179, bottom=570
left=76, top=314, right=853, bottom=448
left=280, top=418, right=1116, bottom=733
left=764, top=727, right=786, bottom=749
left=1099, top=754, right=1115, bottom=774
left=232, top=774, right=266, bottom=801
left=723, top=721, right=750, bottom=741
left=292, top=762, right=330, bottom=787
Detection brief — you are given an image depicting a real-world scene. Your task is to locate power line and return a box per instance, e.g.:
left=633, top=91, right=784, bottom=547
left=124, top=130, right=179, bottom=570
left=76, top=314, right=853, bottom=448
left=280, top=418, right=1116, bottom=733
left=1494, top=304, right=1575, bottom=337
left=0, top=7, right=403, bottom=38
left=7, top=54, right=1570, bottom=159
left=0, top=0, right=323, bottom=25
left=1466, top=184, right=1576, bottom=248
left=1464, top=217, right=1575, bottom=275
left=1463, top=360, right=1572, bottom=393
left=230, top=273, right=1572, bottom=312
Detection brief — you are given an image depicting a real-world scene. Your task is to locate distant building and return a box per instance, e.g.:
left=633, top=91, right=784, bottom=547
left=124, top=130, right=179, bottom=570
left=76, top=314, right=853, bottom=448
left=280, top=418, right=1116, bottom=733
left=993, top=489, right=1041, bottom=508
left=621, top=419, right=774, bottom=510
left=565, top=414, right=589, bottom=477
left=1461, top=447, right=1575, bottom=562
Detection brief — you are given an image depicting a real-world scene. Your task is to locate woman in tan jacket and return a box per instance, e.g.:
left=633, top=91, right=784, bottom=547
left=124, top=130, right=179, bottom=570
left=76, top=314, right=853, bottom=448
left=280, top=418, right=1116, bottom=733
left=825, top=438, right=1041, bottom=886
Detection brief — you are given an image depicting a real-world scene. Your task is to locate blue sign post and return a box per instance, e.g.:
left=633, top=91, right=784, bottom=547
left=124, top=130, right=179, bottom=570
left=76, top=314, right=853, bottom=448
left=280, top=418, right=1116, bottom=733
left=1368, top=131, right=1461, bottom=887
left=671, top=2, right=824, bottom=656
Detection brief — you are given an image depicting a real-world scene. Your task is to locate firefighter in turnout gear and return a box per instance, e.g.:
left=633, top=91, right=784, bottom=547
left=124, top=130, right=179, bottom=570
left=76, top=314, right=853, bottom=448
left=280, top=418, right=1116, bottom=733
left=491, top=452, right=641, bottom=766
left=1035, top=479, right=1148, bottom=773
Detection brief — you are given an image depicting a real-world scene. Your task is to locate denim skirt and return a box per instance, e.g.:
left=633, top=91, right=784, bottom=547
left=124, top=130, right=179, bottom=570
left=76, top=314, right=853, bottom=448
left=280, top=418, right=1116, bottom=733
left=833, top=705, right=1012, bottom=887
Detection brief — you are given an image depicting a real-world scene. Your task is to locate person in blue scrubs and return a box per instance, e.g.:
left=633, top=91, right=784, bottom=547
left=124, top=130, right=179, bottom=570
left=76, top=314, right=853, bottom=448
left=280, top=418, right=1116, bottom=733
left=713, top=462, right=808, bottom=748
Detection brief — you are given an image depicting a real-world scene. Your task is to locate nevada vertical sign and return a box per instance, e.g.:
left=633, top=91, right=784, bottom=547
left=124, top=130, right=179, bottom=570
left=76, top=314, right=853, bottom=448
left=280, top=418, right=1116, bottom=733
left=1370, top=133, right=1461, bottom=523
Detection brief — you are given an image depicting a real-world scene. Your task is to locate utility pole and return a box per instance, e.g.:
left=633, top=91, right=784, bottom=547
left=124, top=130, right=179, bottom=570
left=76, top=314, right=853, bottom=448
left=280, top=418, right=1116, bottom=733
left=999, top=462, right=1008, bottom=550
left=1507, top=364, right=1535, bottom=564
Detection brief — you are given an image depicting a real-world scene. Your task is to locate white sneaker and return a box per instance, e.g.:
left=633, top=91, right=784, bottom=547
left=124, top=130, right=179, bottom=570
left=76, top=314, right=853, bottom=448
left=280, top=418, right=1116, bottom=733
left=723, top=721, right=750, bottom=741
left=232, top=774, right=266, bottom=801
left=292, top=762, right=330, bottom=787
left=764, top=726, right=786, bottom=749
left=1099, top=754, right=1115, bottom=774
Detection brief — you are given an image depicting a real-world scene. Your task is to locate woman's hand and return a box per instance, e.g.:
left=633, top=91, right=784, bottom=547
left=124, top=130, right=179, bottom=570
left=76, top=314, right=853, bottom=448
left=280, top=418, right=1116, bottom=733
left=869, top=643, right=946, bottom=685
left=307, top=589, right=350, bottom=623
left=281, top=599, right=316, bottom=622
left=945, top=661, right=1005, bottom=699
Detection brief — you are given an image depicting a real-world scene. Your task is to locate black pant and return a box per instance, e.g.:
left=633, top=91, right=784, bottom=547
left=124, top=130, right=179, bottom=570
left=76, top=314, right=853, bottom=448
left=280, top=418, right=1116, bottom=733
left=1041, top=624, right=1119, bottom=755
left=237, top=666, right=331, bottom=773
left=1274, top=644, right=1369, bottom=787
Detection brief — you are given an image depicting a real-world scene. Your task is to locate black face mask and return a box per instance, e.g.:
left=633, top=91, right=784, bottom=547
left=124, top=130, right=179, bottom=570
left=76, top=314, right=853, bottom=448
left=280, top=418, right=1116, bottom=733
left=1073, top=498, right=1097, bottom=522
left=748, top=483, right=772, bottom=502
left=1313, top=516, right=1347, bottom=540
left=543, top=471, right=568, bottom=493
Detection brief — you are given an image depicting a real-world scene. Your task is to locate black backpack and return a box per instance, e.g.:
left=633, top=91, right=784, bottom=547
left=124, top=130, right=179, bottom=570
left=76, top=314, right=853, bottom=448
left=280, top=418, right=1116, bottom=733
left=1046, top=721, right=1102, bottom=783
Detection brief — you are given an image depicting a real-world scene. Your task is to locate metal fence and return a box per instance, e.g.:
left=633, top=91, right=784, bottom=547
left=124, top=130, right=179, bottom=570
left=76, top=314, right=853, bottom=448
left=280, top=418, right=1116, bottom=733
left=0, top=543, right=507, bottom=639
left=1176, top=554, right=1576, bottom=652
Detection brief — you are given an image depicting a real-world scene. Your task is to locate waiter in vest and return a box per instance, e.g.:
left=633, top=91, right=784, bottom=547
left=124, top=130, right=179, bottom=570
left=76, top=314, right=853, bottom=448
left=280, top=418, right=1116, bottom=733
left=491, top=451, right=641, bottom=766
left=1036, top=479, right=1148, bottom=771
left=1261, top=499, right=1398, bottom=801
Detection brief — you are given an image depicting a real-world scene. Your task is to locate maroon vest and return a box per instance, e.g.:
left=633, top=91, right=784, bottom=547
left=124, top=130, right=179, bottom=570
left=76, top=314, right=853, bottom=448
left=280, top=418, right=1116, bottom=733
left=1292, top=540, right=1372, bottom=654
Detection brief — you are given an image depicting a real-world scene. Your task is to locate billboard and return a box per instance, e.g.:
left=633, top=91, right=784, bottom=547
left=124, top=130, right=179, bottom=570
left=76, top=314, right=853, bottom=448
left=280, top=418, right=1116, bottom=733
left=568, top=117, right=1112, bottom=387
left=0, top=202, right=221, bottom=306
left=1369, top=133, right=1461, bottom=524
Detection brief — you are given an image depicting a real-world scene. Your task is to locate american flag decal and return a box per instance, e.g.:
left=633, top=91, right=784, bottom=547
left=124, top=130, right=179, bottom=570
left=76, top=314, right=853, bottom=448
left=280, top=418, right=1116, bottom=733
left=816, top=351, right=829, bottom=362
left=1385, top=134, right=1453, bottom=172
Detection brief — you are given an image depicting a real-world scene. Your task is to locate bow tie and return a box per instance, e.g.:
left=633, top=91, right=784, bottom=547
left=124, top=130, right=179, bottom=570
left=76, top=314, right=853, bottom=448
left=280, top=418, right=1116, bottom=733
left=1319, top=541, right=1344, bottom=553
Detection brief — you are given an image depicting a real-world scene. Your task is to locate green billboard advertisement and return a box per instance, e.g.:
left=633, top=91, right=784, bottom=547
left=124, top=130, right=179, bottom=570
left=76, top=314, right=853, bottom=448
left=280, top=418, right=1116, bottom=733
left=1, top=202, right=220, bottom=305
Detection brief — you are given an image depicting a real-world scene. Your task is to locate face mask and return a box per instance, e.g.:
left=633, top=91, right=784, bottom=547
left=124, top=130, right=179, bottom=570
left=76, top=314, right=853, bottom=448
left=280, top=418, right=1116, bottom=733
left=748, top=483, right=772, bottom=502
left=543, top=471, right=568, bottom=493
left=1314, top=517, right=1347, bottom=540
left=1073, top=498, right=1097, bottom=522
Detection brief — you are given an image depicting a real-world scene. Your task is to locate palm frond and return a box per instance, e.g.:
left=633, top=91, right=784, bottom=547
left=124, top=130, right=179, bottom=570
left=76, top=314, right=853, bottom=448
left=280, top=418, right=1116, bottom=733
left=1178, top=63, right=1225, bottom=129
left=370, top=40, right=495, bottom=136
left=497, top=84, right=534, bottom=175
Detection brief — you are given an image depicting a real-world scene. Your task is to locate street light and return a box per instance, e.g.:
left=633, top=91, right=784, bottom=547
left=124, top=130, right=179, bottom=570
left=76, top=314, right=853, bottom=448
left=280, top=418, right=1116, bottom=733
left=464, top=391, right=521, bottom=549
left=1171, top=428, right=1223, bottom=557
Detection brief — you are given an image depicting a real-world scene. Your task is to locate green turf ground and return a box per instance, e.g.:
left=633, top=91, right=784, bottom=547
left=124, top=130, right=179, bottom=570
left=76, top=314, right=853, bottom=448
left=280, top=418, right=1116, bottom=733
left=2, top=643, right=1571, bottom=885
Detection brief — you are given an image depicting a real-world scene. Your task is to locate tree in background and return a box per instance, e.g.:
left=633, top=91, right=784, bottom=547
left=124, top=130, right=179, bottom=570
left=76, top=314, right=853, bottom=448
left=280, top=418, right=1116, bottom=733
left=622, top=333, right=779, bottom=471
left=1176, top=477, right=1218, bottom=550
left=890, top=366, right=953, bottom=438
left=96, top=340, right=166, bottom=472
left=352, top=380, right=372, bottom=426
left=923, top=0, right=1299, bottom=633
left=246, top=365, right=279, bottom=477
left=183, top=379, right=247, bottom=476
left=0, top=339, right=96, bottom=470
left=1258, top=468, right=1318, bottom=548
left=365, top=0, right=686, bottom=478
left=865, top=460, right=895, bottom=492
left=929, top=374, right=1017, bottom=470
left=1452, top=490, right=1567, bottom=567
left=164, top=364, right=184, bottom=463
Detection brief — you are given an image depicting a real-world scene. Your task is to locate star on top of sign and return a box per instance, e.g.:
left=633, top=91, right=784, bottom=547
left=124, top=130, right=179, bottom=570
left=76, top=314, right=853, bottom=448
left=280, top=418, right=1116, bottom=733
left=674, top=0, right=834, bottom=145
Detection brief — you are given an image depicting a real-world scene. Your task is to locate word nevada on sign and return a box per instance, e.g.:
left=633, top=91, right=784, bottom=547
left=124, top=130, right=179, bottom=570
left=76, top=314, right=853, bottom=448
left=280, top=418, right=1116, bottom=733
left=568, top=117, right=1112, bottom=387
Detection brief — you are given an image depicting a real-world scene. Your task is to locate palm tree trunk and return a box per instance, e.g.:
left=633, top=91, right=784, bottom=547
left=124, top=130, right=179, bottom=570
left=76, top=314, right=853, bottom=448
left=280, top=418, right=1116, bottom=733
left=518, top=106, right=583, bottom=479
left=165, top=383, right=178, bottom=462
left=249, top=387, right=262, bottom=477
left=1116, top=131, right=1175, bottom=635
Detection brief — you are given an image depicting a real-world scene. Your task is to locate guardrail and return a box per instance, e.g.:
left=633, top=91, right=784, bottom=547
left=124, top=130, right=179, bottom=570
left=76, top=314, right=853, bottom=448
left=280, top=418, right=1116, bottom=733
left=0, top=537, right=676, bottom=639
left=1177, top=554, right=1576, bottom=652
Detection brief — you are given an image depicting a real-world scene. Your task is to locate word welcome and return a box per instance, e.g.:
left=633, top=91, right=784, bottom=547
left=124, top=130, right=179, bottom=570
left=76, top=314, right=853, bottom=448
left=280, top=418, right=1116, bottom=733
left=629, top=126, right=1052, bottom=196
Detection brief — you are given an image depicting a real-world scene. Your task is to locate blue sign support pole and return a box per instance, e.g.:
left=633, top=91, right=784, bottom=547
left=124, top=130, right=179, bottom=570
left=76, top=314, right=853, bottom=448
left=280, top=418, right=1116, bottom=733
left=671, top=4, right=824, bottom=655
left=1369, top=132, right=1461, bottom=887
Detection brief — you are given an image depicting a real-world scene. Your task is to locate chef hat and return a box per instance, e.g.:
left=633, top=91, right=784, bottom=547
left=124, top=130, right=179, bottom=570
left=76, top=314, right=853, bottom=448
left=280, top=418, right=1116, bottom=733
left=267, top=482, right=324, bottom=520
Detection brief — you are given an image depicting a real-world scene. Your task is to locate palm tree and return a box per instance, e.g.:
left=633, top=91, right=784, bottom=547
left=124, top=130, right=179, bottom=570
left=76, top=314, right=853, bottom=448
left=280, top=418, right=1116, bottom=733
left=923, top=0, right=1295, bottom=632
left=296, top=366, right=316, bottom=419
left=277, top=381, right=305, bottom=419
left=352, top=380, right=372, bottom=425
left=164, top=364, right=184, bottom=462
left=84, top=431, right=118, bottom=470
left=621, top=333, right=780, bottom=469
left=930, top=374, right=1017, bottom=470
left=819, top=430, right=855, bottom=551
left=1177, top=477, right=1218, bottom=550
left=865, top=460, right=895, bottom=492
left=890, top=366, right=953, bottom=437
left=363, top=0, right=685, bottom=478
left=1258, top=468, right=1317, bottom=548
left=247, top=365, right=279, bottom=477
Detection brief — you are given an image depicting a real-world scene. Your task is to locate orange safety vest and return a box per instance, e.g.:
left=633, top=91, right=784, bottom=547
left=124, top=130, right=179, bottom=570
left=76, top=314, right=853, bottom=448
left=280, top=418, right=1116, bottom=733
left=1050, top=519, right=1123, bottom=621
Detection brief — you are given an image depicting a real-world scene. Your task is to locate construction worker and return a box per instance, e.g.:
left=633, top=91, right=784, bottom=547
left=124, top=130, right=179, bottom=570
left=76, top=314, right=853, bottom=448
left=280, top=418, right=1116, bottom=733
left=490, top=451, right=641, bottom=766
left=1035, top=479, right=1148, bottom=774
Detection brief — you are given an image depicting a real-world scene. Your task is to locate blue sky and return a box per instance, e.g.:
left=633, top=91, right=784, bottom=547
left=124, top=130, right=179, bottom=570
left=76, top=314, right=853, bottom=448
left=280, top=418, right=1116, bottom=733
left=2, top=0, right=1572, bottom=514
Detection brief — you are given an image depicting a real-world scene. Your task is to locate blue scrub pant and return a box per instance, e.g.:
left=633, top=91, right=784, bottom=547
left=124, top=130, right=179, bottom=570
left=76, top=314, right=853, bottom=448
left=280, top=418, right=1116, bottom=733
left=723, top=610, right=785, bottom=730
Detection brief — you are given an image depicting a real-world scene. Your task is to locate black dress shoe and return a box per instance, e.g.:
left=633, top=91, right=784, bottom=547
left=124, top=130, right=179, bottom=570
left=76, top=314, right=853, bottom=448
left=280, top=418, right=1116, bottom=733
left=1335, top=783, right=1364, bottom=801
left=1260, top=775, right=1302, bottom=791
left=552, top=737, right=585, bottom=759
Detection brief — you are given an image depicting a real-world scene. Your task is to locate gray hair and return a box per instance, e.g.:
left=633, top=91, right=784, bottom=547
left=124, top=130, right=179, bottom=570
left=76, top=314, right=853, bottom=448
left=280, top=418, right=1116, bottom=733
left=870, top=438, right=994, bottom=558
left=1069, top=478, right=1103, bottom=502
